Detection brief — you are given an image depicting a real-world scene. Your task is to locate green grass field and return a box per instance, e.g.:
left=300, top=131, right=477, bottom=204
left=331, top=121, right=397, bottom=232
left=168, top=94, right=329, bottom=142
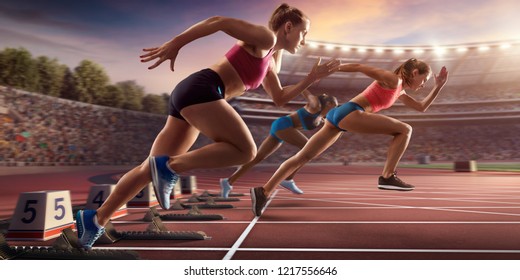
left=401, top=162, right=520, bottom=172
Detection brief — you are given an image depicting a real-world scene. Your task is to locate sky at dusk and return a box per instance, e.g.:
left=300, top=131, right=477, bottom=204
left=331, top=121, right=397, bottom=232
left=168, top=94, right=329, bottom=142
left=1, top=0, right=519, bottom=94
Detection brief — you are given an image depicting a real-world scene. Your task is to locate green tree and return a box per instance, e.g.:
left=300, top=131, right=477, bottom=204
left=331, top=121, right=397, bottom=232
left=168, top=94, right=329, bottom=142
left=117, top=80, right=144, bottom=111
left=142, top=94, right=167, bottom=114
left=0, top=47, right=38, bottom=91
left=73, top=60, right=109, bottom=104
left=35, top=56, right=66, bottom=97
left=98, top=84, right=125, bottom=108
left=60, top=67, right=77, bottom=100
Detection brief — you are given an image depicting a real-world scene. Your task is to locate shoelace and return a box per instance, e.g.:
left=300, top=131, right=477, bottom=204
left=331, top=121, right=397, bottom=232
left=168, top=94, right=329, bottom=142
left=87, top=228, right=105, bottom=246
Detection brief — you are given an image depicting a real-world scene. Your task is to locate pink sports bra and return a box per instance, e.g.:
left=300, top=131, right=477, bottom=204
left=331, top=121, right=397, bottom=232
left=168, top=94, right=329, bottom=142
left=362, top=80, right=404, bottom=113
left=225, top=43, right=274, bottom=91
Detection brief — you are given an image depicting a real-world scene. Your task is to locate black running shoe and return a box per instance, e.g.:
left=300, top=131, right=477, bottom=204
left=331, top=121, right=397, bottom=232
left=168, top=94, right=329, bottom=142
left=250, top=187, right=267, bottom=216
left=378, top=173, right=415, bottom=191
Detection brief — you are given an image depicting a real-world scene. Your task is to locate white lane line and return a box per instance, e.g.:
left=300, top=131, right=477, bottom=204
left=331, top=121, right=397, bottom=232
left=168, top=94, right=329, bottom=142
left=222, top=189, right=279, bottom=260
left=85, top=247, right=520, bottom=254
left=112, top=220, right=520, bottom=224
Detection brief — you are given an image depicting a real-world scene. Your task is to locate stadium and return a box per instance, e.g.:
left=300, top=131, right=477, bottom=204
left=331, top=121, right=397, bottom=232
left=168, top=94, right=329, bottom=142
left=1, top=38, right=519, bottom=262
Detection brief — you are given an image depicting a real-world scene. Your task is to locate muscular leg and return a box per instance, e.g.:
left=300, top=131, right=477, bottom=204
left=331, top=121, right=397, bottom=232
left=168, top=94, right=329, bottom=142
left=169, top=99, right=257, bottom=171
left=263, top=122, right=342, bottom=195
left=228, top=135, right=281, bottom=185
left=275, top=128, right=308, bottom=180
left=338, top=110, right=412, bottom=178
left=96, top=116, right=199, bottom=226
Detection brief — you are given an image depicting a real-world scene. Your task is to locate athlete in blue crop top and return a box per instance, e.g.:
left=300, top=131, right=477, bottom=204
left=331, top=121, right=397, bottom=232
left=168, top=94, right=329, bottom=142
left=75, top=4, right=339, bottom=249
left=220, top=91, right=338, bottom=197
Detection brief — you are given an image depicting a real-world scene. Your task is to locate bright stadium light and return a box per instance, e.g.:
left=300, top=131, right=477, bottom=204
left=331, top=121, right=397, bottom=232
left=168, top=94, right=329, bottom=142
left=341, top=45, right=352, bottom=51
left=374, top=48, right=384, bottom=53
left=478, top=45, right=490, bottom=51
left=357, top=47, right=367, bottom=53
left=500, top=43, right=511, bottom=49
left=325, top=44, right=336, bottom=50
left=308, top=42, right=319, bottom=49
left=413, top=48, right=425, bottom=54
left=434, top=47, right=446, bottom=55
left=393, top=48, right=404, bottom=54
left=457, top=47, right=468, bottom=53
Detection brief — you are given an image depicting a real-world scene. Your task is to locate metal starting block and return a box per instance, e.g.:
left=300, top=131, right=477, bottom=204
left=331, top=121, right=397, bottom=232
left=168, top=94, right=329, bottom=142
left=95, top=217, right=210, bottom=244
left=0, top=231, right=140, bottom=260
left=143, top=206, right=224, bottom=221
left=199, top=190, right=245, bottom=197
left=187, top=193, right=240, bottom=203
left=170, top=198, right=234, bottom=210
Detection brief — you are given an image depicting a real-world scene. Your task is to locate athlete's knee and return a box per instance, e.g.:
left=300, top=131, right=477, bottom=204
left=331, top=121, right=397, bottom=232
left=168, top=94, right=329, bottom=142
left=236, top=142, right=257, bottom=164
left=394, top=122, right=412, bottom=137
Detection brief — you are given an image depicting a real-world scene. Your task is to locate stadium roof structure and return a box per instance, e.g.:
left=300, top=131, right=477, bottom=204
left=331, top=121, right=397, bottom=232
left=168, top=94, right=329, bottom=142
left=278, top=39, right=520, bottom=90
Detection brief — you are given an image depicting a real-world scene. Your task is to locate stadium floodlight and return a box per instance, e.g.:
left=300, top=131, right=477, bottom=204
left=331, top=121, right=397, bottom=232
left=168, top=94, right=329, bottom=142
left=341, top=45, right=352, bottom=51
left=325, top=44, right=336, bottom=50
left=478, top=45, right=490, bottom=52
left=357, top=47, right=367, bottom=53
left=457, top=47, right=468, bottom=53
left=412, top=48, right=425, bottom=54
left=374, top=48, right=384, bottom=53
left=499, top=43, right=511, bottom=49
left=434, top=47, right=446, bottom=55
left=308, top=42, right=319, bottom=49
left=393, top=48, right=404, bottom=54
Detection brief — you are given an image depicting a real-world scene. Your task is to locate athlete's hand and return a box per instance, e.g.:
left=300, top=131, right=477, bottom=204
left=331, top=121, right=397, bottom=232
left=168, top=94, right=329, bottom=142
left=308, top=57, right=340, bottom=82
left=434, top=66, right=448, bottom=88
left=140, top=39, right=180, bottom=71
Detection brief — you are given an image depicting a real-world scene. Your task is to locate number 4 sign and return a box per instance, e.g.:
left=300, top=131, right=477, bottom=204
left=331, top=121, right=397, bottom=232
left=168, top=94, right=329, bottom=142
left=7, top=190, right=75, bottom=241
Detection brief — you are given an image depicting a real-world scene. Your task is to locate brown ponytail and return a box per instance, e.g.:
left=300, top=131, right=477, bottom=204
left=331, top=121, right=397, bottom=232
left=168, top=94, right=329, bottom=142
left=268, top=3, right=307, bottom=31
left=394, top=58, right=431, bottom=87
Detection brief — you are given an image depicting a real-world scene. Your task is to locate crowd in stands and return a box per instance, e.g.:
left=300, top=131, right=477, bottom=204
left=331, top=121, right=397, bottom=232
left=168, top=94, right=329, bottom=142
left=1, top=82, right=519, bottom=167
left=1, top=86, right=165, bottom=166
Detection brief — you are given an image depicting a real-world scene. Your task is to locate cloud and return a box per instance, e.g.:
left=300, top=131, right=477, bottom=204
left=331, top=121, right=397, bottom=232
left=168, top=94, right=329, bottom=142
left=0, top=4, right=88, bottom=32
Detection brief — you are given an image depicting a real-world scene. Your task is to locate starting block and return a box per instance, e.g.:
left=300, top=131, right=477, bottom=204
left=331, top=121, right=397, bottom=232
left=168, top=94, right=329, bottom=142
left=85, top=184, right=128, bottom=219
left=200, top=190, right=245, bottom=197
left=128, top=183, right=159, bottom=208
left=94, top=217, right=210, bottom=245
left=6, top=190, right=75, bottom=241
left=187, top=193, right=240, bottom=203
left=142, top=206, right=224, bottom=221
left=0, top=230, right=139, bottom=260
left=171, top=198, right=234, bottom=210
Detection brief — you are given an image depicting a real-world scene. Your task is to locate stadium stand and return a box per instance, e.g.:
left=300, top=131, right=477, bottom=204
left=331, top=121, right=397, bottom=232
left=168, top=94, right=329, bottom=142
left=1, top=40, right=519, bottom=167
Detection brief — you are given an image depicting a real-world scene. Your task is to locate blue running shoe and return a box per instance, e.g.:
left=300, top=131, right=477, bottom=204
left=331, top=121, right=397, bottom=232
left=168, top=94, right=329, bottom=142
left=280, top=180, right=304, bottom=194
left=220, top=178, right=233, bottom=198
left=76, top=209, right=105, bottom=250
left=149, top=155, right=179, bottom=210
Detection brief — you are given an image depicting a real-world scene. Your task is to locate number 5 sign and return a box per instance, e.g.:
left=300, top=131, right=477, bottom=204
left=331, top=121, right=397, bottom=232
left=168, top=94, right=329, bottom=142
left=7, top=190, right=74, bottom=241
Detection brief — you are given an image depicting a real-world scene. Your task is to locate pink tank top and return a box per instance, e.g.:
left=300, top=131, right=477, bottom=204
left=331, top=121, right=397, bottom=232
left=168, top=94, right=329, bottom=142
left=362, top=80, right=404, bottom=113
left=225, top=44, right=274, bottom=91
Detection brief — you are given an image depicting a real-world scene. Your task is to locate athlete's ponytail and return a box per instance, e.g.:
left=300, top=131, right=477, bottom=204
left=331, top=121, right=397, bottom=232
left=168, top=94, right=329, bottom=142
left=269, top=3, right=307, bottom=31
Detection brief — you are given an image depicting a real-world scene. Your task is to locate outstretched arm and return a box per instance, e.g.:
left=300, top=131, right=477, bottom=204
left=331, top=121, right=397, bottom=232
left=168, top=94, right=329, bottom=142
left=262, top=57, right=340, bottom=106
left=140, top=16, right=276, bottom=71
left=335, top=63, right=399, bottom=89
left=399, top=66, right=449, bottom=112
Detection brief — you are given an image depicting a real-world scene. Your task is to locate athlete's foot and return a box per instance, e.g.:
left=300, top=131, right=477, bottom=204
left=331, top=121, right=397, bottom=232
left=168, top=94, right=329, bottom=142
left=149, top=155, right=179, bottom=210
left=279, top=179, right=303, bottom=194
left=378, top=172, right=415, bottom=191
left=250, top=187, right=267, bottom=216
left=220, top=178, right=233, bottom=198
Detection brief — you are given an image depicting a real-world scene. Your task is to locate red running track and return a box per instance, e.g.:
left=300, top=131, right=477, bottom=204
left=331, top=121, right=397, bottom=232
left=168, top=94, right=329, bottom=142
left=1, top=164, right=519, bottom=260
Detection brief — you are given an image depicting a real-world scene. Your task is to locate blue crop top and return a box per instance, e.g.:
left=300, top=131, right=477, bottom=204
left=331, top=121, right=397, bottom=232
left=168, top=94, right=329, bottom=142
left=297, top=108, right=322, bottom=130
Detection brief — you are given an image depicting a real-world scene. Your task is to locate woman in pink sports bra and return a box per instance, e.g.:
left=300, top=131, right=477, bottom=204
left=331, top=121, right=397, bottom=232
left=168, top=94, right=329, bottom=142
left=74, top=3, right=339, bottom=249
left=251, top=58, right=449, bottom=216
